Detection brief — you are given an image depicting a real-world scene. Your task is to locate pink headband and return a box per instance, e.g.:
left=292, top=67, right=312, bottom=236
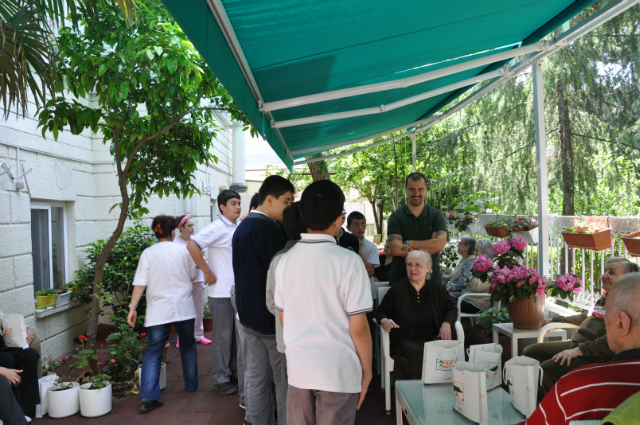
left=178, top=215, right=191, bottom=229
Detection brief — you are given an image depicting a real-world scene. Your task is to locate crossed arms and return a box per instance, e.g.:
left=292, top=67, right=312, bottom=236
left=388, top=230, right=447, bottom=257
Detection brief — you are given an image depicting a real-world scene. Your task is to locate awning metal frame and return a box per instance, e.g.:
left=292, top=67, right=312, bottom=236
left=292, top=0, right=639, bottom=164
left=204, top=0, right=293, bottom=158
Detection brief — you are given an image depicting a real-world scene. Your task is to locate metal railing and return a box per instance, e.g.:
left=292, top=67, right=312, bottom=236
left=448, top=214, right=640, bottom=311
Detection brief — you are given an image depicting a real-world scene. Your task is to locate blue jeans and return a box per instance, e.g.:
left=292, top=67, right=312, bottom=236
left=141, top=319, right=198, bottom=401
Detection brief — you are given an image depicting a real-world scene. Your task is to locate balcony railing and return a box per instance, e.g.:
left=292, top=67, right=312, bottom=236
left=448, top=214, right=640, bottom=311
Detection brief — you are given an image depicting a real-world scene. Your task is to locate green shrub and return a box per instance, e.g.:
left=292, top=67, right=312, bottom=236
left=70, top=223, right=155, bottom=320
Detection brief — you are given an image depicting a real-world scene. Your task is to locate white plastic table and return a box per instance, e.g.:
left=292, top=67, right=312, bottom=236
left=492, top=323, right=567, bottom=359
left=395, top=380, right=524, bottom=425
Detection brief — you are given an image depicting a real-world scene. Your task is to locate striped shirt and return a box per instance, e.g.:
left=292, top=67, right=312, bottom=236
left=519, top=349, right=640, bottom=425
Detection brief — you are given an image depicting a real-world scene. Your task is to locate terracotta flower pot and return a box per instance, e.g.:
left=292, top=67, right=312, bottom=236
left=622, top=231, right=640, bottom=257
left=485, top=225, right=510, bottom=238
left=203, top=318, right=213, bottom=331
left=561, top=228, right=612, bottom=251
left=507, top=295, right=545, bottom=330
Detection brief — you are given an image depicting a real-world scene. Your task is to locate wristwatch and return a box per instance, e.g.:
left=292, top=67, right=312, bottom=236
left=128, top=304, right=137, bottom=310
left=404, top=240, right=410, bottom=246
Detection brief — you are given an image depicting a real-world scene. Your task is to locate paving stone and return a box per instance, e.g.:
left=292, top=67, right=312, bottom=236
left=140, top=412, right=213, bottom=425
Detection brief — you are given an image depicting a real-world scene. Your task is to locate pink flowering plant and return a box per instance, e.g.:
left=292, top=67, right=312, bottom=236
left=42, top=354, right=71, bottom=376
left=471, top=255, right=494, bottom=282
left=487, top=237, right=547, bottom=305
left=565, top=219, right=606, bottom=234
left=545, top=273, right=584, bottom=302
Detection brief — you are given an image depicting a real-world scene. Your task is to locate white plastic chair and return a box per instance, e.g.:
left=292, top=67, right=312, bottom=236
left=456, top=293, right=492, bottom=326
left=537, top=322, right=579, bottom=343
left=378, top=285, right=465, bottom=415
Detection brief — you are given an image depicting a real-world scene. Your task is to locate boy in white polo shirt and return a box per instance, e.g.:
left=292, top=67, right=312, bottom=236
left=275, top=180, right=373, bottom=425
left=187, top=190, right=241, bottom=396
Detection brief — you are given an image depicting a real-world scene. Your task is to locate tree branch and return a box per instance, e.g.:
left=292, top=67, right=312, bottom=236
left=572, top=132, right=640, bottom=153
left=123, top=105, right=228, bottom=176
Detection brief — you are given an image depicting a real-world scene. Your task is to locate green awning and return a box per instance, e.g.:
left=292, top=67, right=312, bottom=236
left=161, top=0, right=597, bottom=170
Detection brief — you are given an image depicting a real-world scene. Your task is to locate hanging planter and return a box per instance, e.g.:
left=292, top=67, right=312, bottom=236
left=514, top=228, right=538, bottom=245
left=485, top=225, right=510, bottom=239
left=79, top=382, right=112, bottom=417
left=622, top=231, right=640, bottom=257
left=47, top=383, right=80, bottom=418
left=562, top=228, right=612, bottom=251
left=466, top=222, right=481, bottom=234
left=507, top=295, right=545, bottom=330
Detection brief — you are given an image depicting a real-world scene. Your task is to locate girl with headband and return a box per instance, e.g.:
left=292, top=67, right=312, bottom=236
left=174, top=215, right=212, bottom=346
left=128, top=215, right=199, bottom=412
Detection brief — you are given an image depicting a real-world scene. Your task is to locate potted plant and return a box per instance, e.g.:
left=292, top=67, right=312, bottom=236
left=35, top=290, right=50, bottom=311
left=446, top=192, right=499, bottom=234
left=203, top=303, right=213, bottom=331
left=46, top=289, right=57, bottom=308
left=545, top=273, right=584, bottom=302
left=79, top=373, right=112, bottom=417
left=55, top=285, right=73, bottom=305
left=490, top=237, right=548, bottom=329
left=561, top=219, right=612, bottom=251
left=621, top=231, right=640, bottom=257
left=508, top=216, right=539, bottom=245
left=485, top=218, right=511, bottom=238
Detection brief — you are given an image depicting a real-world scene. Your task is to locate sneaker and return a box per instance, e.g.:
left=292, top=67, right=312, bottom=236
left=239, top=402, right=246, bottom=410
left=214, top=382, right=237, bottom=395
left=25, top=416, right=33, bottom=423
left=197, top=337, right=212, bottom=345
left=139, top=400, right=164, bottom=412
left=176, top=342, right=180, bottom=348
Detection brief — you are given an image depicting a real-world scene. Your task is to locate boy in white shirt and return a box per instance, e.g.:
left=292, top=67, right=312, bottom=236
left=275, top=180, right=373, bottom=425
left=187, top=190, right=241, bottom=396
left=346, top=211, right=380, bottom=299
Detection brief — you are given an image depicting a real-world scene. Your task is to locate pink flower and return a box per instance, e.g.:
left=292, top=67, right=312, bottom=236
left=536, top=286, right=546, bottom=297
left=493, top=240, right=511, bottom=256
left=511, top=237, right=527, bottom=251
left=472, top=255, right=493, bottom=273
left=140, top=332, right=147, bottom=338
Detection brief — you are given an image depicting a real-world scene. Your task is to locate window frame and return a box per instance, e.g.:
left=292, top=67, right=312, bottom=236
left=31, top=202, right=68, bottom=291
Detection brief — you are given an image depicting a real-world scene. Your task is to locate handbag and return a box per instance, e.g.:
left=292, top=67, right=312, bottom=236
left=0, top=314, right=29, bottom=349
left=422, top=340, right=463, bottom=384
left=504, top=356, right=544, bottom=418
left=452, top=362, right=489, bottom=424
left=467, top=343, right=503, bottom=390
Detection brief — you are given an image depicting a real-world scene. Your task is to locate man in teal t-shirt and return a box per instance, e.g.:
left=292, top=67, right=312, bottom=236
left=387, top=173, right=447, bottom=283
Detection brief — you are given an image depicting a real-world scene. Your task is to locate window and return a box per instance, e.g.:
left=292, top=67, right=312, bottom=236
left=31, top=203, right=67, bottom=292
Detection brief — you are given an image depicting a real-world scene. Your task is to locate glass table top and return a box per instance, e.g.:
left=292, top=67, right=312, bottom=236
left=396, top=380, right=526, bottom=425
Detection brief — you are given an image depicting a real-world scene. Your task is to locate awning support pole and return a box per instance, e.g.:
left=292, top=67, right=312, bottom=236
left=532, top=58, right=549, bottom=277
left=411, top=133, right=417, bottom=172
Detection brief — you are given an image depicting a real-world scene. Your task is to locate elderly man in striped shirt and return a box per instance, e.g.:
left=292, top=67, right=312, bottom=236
left=520, top=272, right=640, bottom=425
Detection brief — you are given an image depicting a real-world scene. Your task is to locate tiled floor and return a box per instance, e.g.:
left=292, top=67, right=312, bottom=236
left=36, top=329, right=395, bottom=424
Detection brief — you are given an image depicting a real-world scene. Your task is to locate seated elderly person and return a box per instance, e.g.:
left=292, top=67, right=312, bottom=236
left=375, top=250, right=458, bottom=382
left=523, top=257, right=640, bottom=397
left=520, top=272, right=640, bottom=425
left=442, top=236, right=476, bottom=293
left=459, top=238, right=495, bottom=314
left=0, top=319, right=40, bottom=421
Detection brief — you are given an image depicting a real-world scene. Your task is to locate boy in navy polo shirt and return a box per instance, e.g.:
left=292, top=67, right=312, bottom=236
left=231, top=175, right=294, bottom=425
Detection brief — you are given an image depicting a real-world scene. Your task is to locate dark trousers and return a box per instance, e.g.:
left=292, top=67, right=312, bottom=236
left=0, top=347, right=40, bottom=409
left=523, top=340, right=603, bottom=397
left=0, top=375, right=27, bottom=425
left=141, top=319, right=198, bottom=401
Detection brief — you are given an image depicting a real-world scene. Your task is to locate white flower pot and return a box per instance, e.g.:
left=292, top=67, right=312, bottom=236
left=47, top=382, right=80, bottom=418
left=79, top=383, right=112, bottom=417
left=56, top=291, right=73, bottom=305
left=137, top=362, right=167, bottom=390
left=515, top=229, right=539, bottom=245
left=466, top=222, right=481, bottom=234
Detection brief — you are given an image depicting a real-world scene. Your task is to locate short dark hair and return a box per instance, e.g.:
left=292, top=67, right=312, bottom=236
left=405, top=172, right=428, bottom=188
left=346, top=211, right=366, bottom=227
left=217, top=189, right=240, bottom=213
left=282, top=202, right=306, bottom=240
left=249, top=193, right=260, bottom=210
left=151, top=215, right=177, bottom=240
left=300, top=180, right=345, bottom=231
left=259, top=176, right=295, bottom=205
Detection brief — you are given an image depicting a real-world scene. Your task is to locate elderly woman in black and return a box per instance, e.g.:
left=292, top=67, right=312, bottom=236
left=375, top=250, right=458, bottom=382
